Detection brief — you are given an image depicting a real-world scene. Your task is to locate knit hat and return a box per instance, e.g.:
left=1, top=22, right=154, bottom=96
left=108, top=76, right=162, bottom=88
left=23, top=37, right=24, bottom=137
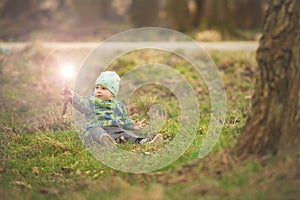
left=94, top=71, right=120, bottom=95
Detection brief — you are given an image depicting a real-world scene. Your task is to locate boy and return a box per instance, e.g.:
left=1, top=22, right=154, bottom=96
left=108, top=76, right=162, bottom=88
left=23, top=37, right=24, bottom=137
left=63, top=71, right=163, bottom=146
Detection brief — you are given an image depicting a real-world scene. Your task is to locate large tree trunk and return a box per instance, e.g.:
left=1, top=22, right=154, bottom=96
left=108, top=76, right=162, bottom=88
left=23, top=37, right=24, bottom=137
left=235, top=0, right=300, bottom=158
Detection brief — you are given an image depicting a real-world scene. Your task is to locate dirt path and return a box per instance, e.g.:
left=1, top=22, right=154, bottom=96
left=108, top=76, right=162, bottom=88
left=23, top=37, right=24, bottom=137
left=0, top=41, right=258, bottom=52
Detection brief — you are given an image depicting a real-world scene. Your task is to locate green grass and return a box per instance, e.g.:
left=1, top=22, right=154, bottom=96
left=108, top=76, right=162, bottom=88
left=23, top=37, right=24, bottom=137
left=0, top=46, right=299, bottom=199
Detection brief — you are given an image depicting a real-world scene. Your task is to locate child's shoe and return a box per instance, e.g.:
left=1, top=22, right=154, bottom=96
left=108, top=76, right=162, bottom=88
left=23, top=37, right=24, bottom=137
left=140, top=134, right=163, bottom=145
left=149, top=134, right=163, bottom=144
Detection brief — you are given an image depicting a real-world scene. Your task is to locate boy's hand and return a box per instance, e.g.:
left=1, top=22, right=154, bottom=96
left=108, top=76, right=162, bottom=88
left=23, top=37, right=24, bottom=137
left=61, top=87, right=74, bottom=101
left=133, top=119, right=147, bottom=130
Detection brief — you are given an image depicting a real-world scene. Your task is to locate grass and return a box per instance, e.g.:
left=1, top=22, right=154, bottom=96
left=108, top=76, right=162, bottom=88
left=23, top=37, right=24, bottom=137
left=0, top=45, right=299, bottom=199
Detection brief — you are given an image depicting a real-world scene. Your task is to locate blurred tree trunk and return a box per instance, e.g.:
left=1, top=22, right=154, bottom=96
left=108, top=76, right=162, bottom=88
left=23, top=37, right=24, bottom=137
left=165, top=0, right=191, bottom=32
left=200, top=0, right=235, bottom=38
left=72, top=0, right=101, bottom=24
left=57, top=0, right=66, bottom=11
left=0, top=0, right=40, bottom=40
left=192, top=0, right=205, bottom=28
left=236, top=0, right=300, bottom=158
left=98, top=0, right=115, bottom=20
left=72, top=0, right=115, bottom=25
left=229, top=0, right=263, bottom=29
left=1, top=0, right=39, bottom=18
left=197, top=0, right=264, bottom=38
left=130, top=0, right=159, bottom=27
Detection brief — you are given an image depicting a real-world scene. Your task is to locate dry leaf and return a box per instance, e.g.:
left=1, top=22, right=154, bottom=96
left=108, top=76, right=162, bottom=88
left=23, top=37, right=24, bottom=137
left=32, top=167, right=39, bottom=175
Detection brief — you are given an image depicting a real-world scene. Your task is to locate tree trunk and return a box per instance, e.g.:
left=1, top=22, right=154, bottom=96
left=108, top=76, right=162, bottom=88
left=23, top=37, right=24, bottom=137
left=72, top=0, right=102, bottom=25
left=200, top=0, right=237, bottom=39
left=235, top=0, right=300, bottom=158
left=192, top=0, right=204, bottom=28
left=1, top=0, right=39, bottom=18
left=130, top=0, right=159, bottom=27
left=165, top=0, right=191, bottom=32
left=230, top=0, right=263, bottom=29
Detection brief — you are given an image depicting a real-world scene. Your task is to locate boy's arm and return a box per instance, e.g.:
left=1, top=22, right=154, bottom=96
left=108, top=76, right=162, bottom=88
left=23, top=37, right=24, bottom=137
left=62, top=87, right=93, bottom=115
left=72, top=93, right=93, bottom=115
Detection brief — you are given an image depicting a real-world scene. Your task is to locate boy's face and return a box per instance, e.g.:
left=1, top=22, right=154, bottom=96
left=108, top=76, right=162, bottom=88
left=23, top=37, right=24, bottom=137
left=94, top=84, right=114, bottom=100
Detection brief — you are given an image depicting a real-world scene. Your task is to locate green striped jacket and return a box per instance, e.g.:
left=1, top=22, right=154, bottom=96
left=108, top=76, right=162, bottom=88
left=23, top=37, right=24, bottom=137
left=72, top=93, right=135, bottom=131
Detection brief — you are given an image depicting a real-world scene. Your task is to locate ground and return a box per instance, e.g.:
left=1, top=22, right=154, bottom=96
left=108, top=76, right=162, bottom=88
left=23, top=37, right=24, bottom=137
left=0, top=43, right=299, bottom=199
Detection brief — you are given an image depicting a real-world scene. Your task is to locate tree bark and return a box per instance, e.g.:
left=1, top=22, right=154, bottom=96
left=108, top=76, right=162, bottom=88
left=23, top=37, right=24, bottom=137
left=235, top=0, right=300, bottom=158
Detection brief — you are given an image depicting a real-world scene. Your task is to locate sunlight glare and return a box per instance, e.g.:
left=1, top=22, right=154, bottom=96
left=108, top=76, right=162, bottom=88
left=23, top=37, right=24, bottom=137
left=60, top=63, right=75, bottom=80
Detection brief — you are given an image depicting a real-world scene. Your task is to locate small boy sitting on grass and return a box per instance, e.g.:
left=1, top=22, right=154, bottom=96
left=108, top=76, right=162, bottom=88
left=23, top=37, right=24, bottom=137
left=63, top=71, right=163, bottom=146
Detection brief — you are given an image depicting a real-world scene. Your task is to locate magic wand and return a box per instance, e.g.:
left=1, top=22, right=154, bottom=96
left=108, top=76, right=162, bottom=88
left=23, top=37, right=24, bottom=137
left=60, top=63, right=75, bottom=119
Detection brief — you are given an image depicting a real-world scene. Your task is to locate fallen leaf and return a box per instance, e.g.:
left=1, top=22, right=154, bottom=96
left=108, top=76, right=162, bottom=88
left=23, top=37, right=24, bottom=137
left=93, top=174, right=99, bottom=178
left=63, top=151, right=72, bottom=156
left=76, top=169, right=82, bottom=175
left=32, top=167, right=39, bottom=175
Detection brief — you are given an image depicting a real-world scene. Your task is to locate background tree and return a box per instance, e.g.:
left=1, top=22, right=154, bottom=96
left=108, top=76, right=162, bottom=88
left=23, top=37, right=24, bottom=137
left=236, top=0, right=300, bottom=158
left=195, top=0, right=264, bottom=39
left=229, top=0, right=263, bottom=30
left=199, top=0, right=235, bottom=38
left=0, top=0, right=40, bottom=40
left=71, top=0, right=102, bottom=25
left=0, top=0, right=268, bottom=41
left=129, top=0, right=160, bottom=27
left=192, top=0, right=205, bottom=28
left=165, top=0, right=191, bottom=32
left=1, top=0, right=39, bottom=18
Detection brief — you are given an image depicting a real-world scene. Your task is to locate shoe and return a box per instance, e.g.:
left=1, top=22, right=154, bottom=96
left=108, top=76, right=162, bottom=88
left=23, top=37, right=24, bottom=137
left=140, top=134, right=163, bottom=145
left=139, top=138, right=150, bottom=144
left=100, top=133, right=117, bottom=147
left=149, top=134, right=163, bottom=144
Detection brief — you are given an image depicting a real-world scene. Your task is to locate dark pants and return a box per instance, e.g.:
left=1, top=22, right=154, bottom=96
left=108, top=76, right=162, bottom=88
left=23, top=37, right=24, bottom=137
left=88, top=126, right=144, bottom=143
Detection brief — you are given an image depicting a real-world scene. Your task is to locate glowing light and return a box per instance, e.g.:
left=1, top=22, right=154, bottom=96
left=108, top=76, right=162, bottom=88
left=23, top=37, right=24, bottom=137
left=60, top=63, right=75, bottom=80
